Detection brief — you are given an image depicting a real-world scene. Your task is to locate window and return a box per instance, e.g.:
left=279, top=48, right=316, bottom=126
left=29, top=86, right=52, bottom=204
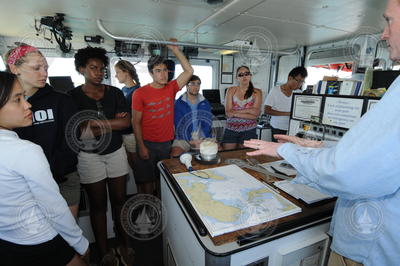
left=110, top=57, right=217, bottom=99
left=276, top=55, right=300, bottom=85
left=392, top=65, right=400, bottom=70
left=0, top=56, right=5, bottom=71
left=110, top=59, right=152, bottom=89
left=47, top=58, right=84, bottom=87
left=174, top=64, right=214, bottom=99
left=305, top=64, right=352, bottom=87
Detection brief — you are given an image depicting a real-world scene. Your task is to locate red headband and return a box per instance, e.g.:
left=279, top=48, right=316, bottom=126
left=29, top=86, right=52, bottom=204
left=7, top=45, right=39, bottom=66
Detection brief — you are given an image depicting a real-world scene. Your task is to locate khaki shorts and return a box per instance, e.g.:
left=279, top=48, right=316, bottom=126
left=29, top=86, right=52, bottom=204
left=122, top=133, right=136, bottom=153
left=171, top=139, right=191, bottom=152
left=59, top=171, right=80, bottom=206
left=77, top=146, right=129, bottom=184
left=328, top=251, right=363, bottom=266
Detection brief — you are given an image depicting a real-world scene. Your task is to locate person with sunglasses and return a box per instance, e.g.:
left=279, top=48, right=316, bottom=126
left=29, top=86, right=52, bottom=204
left=171, top=75, right=212, bottom=157
left=222, top=66, right=262, bottom=150
left=264, top=66, right=307, bottom=142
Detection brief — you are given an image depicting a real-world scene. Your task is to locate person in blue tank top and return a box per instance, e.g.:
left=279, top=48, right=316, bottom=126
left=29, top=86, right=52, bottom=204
left=115, top=59, right=141, bottom=170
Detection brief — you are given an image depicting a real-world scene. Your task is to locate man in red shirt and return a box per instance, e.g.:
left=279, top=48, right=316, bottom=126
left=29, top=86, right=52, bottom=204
left=132, top=40, right=193, bottom=195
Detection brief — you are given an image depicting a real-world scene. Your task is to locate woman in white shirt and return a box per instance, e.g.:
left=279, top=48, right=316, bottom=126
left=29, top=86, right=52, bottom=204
left=264, top=66, right=307, bottom=142
left=0, top=71, right=88, bottom=266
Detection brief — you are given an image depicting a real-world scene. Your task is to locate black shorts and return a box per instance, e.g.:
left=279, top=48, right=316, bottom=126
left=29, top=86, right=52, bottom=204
left=0, top=234, right=76, bottom=266
left=222, top=128, right=257, bottom=144
left=134, top=140, right=172, bottom=183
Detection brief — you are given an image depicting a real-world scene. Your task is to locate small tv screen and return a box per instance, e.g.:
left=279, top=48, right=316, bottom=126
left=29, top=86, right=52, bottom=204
left=372, top=70, right=400, bottom=90
left=202, top=89, right=221, bottom=104
left=49, top=76, right=75, bottom=93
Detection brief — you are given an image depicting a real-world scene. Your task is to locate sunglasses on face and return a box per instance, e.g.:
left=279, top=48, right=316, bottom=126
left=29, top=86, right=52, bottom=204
left=237, top=72, right=252, bottom=77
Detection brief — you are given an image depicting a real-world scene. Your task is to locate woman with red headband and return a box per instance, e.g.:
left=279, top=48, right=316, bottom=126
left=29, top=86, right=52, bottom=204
left=5, top=44, right=81, bottom=218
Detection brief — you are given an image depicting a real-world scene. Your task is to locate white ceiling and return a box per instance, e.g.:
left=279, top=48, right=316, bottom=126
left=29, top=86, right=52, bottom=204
left=0, top=0, right=387, bottom=51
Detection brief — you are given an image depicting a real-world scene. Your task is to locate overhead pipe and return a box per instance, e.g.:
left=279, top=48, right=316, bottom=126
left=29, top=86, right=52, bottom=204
left=97, top=19, right=298, bottom=55
left=178, top=0, right=243, bottom=39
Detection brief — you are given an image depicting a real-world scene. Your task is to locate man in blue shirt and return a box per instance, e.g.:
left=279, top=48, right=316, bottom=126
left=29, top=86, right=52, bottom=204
left=171, top=75, right=213, bottom=156
left=244, top=1, right=400, bottom=265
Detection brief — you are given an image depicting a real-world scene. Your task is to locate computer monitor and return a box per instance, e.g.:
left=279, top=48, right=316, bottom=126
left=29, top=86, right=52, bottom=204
left=322, top=96, right=364, bottom=129
left=49, top=76, right=75, bottom=93
left=372, top=70, right=400, bottom=90
left=202, top=89, right=221, bottom=104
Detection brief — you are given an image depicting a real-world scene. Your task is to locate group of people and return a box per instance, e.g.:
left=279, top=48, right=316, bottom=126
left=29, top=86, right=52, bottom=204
left=1, top=0, right=400, bottom=265
left=0, top=36, right=265, bottom=265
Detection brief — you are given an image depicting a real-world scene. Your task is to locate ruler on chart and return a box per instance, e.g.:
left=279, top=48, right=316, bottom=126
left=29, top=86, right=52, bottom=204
left=224, top=158, right=293, bottom=181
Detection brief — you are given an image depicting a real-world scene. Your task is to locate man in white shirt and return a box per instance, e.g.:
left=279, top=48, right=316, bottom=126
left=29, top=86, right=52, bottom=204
left=264, top=66, right=307, bottom=142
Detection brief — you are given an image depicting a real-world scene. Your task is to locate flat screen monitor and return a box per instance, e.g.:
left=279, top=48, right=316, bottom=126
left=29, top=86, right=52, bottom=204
left=372, top=70, right=400, bottom=90
left=202, top=89, right=221, bottom=104
left=49, top=76, right=75, bottom=93
left=322, top=96, right=364, bottom=129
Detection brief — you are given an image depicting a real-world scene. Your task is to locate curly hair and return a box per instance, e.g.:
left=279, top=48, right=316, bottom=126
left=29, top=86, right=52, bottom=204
left=74, top=46, right=109, bottom=72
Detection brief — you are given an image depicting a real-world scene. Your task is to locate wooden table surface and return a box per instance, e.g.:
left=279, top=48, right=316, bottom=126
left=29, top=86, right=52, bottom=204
left=160, top=149, right=335, bottom=246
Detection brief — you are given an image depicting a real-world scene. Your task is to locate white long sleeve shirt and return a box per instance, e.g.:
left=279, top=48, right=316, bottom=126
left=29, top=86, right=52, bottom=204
left=0, top=129, right=88, bottom=255
left=277, top=76, right=400, bottom=266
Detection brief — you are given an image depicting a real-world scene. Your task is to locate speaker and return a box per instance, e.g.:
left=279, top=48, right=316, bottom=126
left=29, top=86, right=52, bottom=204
left=49, top=76, right=75, bottom=93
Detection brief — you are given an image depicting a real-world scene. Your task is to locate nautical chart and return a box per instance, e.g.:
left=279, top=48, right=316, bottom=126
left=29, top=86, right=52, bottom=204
left=172, top=164, right=301, bottom=237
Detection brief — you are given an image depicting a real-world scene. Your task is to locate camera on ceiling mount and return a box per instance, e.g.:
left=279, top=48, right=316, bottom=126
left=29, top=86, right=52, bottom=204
left=35, top=13, right=73, bottom=53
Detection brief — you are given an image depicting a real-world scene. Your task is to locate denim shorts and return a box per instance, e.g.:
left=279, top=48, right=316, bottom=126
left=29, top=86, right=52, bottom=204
left=222, top=128, right=257, bottom=144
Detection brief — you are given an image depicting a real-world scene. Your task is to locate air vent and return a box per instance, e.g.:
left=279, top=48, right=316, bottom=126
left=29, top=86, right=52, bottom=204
left=308, top=45, right=360, bottom=65
left=207, top=0, right=224, bottom=4
left=160, top=0, right=226, bottom=7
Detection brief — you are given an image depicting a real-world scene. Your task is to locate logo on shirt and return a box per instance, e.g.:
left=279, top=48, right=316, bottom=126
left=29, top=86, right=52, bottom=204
left=32, top=109, right=54, bottom=125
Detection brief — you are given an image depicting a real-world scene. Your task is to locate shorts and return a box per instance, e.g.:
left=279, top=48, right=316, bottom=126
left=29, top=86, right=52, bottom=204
left=270, top=126, right=287, bottom=142
left=134, top=140, right=171, bottom=183
left=59, top=171, right=80, bottom=206
left=77, top=146, right=130, bottom=184
left=171, top=139, right=191, bottom=152
left=222, top=128, right=257, bottom=144
left=122, top=133, right=136, bottom=153
left=0, top=234, right=76, bottom=266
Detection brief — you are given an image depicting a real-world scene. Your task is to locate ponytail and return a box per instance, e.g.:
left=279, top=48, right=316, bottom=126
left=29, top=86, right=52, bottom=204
left=244, top=81, right=254, bottom=99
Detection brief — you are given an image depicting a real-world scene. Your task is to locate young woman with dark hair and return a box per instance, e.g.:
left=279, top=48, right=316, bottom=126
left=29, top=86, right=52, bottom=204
left=70, top=47, right=134, bottom=266
left=0, top=71, right=88, bottom=266
left=222, top=66, right=262, bottom=150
